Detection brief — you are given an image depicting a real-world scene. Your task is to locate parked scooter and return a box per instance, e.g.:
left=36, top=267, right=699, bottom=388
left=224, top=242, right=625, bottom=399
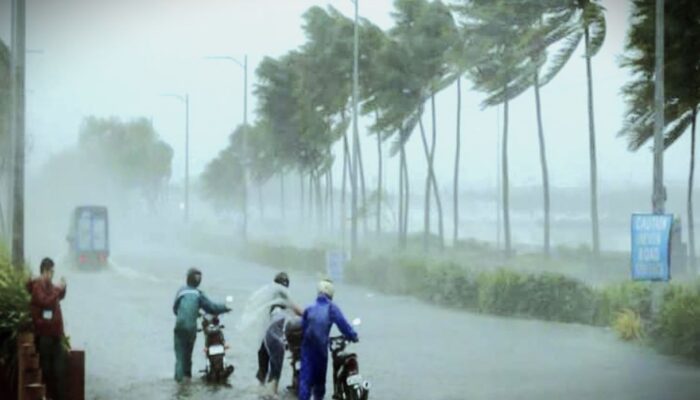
left=199, top=296, right=235, bottom=383
left=330, top=318, right=370, bottom=400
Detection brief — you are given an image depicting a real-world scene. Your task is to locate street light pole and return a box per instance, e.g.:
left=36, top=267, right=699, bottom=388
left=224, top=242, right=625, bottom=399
left=204, top=55, right=248, bottom=240
left=10, top=0, right=26, bottom=268
left=652, top=0, right=665, bottom=214
left=185, top=94, right=190, bottom=222
left=161, top=93, right=190, bottom=222
left=350, top=0, right=359, bottom=256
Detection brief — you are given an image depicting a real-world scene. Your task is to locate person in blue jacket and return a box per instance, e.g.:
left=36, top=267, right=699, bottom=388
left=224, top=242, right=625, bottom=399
left=299, top=279, right=358, bottom=400
left=172, top=267, right=230, bottom=382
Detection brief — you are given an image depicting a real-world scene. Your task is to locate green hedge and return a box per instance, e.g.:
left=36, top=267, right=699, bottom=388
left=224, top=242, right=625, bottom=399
left=594, top=282, right=652, bottom=326
left=347, top=256, right=596, bottom=324
left=230, top=242, right=700, bottom=362
left=651, top=284, right=700, bottom=361
left=0, top=242, right=30, bottom=388
left=237, top=242, right=326, bottom=275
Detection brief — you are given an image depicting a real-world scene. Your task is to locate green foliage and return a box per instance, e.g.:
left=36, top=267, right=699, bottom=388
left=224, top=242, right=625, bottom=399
left=0, top=242, right=30, bottom=370
left=651, top=284, right=700, bottom=361
left=347, top=255, right=595, bottom=324
left=76, top=116, right=173, bottom=204
left=613, top=309, right=644, bottom=341
left=621, top=0, right=700, bottom=150
left=238, top=242, right=326, bottom=275
left=594, top=282, right=652, bottom=325
left=477, top=269, right=596, bottom=323
left=212, top=239, right=700, bottom=362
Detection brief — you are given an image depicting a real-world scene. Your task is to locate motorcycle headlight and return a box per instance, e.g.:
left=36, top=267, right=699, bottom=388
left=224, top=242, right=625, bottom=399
left=362, top=381, right=371, bottom=390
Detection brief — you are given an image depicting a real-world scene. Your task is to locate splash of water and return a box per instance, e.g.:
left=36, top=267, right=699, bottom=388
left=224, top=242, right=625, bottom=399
left=237, top=283, right=291, bottom=347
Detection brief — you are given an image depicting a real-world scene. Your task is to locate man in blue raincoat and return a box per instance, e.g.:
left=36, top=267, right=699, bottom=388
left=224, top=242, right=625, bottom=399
left=172, top=267, right=230, bottom=382
left=299, top=279, right=358, bottom=400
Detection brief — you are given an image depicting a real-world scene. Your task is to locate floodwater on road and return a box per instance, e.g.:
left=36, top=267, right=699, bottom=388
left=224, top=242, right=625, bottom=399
left=54, top=241, right=700, bottom=400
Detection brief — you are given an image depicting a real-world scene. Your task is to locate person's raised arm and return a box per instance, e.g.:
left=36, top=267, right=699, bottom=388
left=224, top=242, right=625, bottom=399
left=329, top=303, right=358, bottom=342
left=31, top=282, right=61, bottom=309
left=199, top=292, right=230, bottom=314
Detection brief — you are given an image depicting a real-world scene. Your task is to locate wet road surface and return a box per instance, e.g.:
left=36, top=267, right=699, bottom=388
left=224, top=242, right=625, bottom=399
left=56, top=242, right=700, bottom=400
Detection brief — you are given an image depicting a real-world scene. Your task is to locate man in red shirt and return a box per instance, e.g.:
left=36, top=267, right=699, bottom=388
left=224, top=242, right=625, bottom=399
left=29, top=257, right=67, bottom=400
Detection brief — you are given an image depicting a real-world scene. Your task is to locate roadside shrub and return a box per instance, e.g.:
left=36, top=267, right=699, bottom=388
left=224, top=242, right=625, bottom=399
left=240, top=242, right=325, bottom=274
left=420, top=261, right=477, bottom=308
left=594, top=282, right=652, bottom=326
left=0, top=242, right=31, bottom=389
left=477, top=269, right=595, bottom=323
left=613, top=309, right=644, bottom=341
left=651, top=284, right=700, bottom=361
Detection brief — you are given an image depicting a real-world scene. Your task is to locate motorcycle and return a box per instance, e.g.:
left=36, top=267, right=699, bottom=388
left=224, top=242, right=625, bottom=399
left=199, top=296, right=235, bottom=383
left=330, top=319, right=370, bottom=400
left=284, top=316, right=303, bottom=394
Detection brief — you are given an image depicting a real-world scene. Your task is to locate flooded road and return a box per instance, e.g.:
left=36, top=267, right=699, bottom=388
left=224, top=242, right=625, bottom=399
left=56, top=241, right=700, bottom=400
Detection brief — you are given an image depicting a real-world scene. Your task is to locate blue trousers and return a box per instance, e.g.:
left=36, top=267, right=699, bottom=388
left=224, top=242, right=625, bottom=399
left=174, top=329, right=196, bottom=382
left=298, top=347, right=328, bottom=400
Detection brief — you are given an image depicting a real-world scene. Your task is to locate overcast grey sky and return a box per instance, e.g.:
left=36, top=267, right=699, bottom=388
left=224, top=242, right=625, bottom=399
left=0, top=0, right=692, bottom=194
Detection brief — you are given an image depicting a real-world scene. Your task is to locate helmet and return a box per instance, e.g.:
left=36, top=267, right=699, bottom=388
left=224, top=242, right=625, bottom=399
left=186, top=268, right=202, bottom=288
left=317, top=279, right=334, bottom=300
left=274, top=272, right=290, bottom=288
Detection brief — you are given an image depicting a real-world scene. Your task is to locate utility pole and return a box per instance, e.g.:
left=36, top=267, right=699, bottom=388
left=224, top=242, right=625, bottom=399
left=161, top=93, right=190, bottom=222
left=204, top=55, right=248, bottom=240
left=10, top=0, right=26, bottom=269
left=651, top=0, right=666, bottom=314
left=242, top=55, right=248, bottom=241
left=652, top=0, right=665, bottom=214
left=185, top=94, right=190, bottom=222
left=351, top=0, right=359, bottom=256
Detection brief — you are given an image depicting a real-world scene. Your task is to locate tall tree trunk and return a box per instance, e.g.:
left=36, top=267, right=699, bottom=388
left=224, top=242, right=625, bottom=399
left=329, top=169, right=335, bottom=233
left=419, top=115, right=432, bottom=252
left=688, top=107, right=697, bottom=272
left=316, top=173, right=323, bottom=232
left=402, top=142, right=410, bottom=247
left=376, top=113, right=383, bottom=237
left=430, top=93, right=445, bottom=250
left=280, top=171, right=285, bottom=221
left=309, top=173, right=314, bottom=227
left=503, top=88, right=512, bottom=257
left=300, top=172, right=305, bottom=223
left=453, top=77, right=462, bottom=247
left=398, top=137, right=405, bottom=248
left=534, top=71, right=551, bottom=256
left=342, top=132, right=350, bottom=247
left=584, top=26, right=601, bottom=257
left=258, top=184, right=264, bottom=220
left=357, top=134, right=368, bottom=237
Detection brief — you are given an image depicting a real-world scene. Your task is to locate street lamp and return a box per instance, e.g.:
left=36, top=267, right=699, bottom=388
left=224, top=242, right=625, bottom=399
left=161, top=93, right=190, bottom=222
left=350, top=0, right=360, bottom=256
left=204, top=55, right=249, bottom=240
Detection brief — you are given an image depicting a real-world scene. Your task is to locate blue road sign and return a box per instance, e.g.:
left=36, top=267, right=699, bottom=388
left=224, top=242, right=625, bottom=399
left=326, top=250, right=346, bottom=283
left=631, top=213, right=673, bottom=281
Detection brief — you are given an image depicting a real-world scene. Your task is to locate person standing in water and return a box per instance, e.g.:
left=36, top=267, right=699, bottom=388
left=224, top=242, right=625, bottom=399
left=255, top=272, right=303, bottom=396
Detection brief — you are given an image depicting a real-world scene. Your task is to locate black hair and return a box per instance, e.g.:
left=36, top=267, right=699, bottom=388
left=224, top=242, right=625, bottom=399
left=187, top=267, right=202, bottom=288
left=274, top=272, right=290, bottom=288
left=40, top=258, right=55, bottom=274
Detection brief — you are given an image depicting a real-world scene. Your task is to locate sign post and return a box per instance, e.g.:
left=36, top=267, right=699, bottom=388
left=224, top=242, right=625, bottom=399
left=631, top=213, right=673, bottom=315
left=326, top=250, right=346, bottom=283
left=631, top=214, right=673, bottom=281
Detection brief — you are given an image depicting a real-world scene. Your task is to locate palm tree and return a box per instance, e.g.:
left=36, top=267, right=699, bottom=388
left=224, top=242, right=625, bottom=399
left=388, top=0, right=457, bottom=251
left=453, top=0, right=539, bottom=257
left=536, top=0, right=606, bottom=256
left=621, top=0, right=700, bottom=271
